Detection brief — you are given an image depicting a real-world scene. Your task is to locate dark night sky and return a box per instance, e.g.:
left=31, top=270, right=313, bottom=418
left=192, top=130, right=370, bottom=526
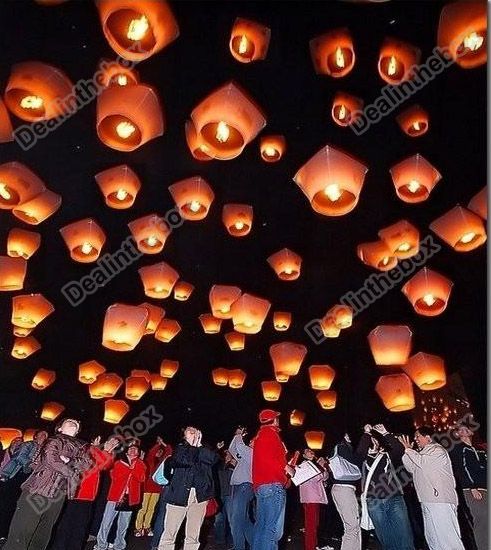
left=0, top=0, right=486, bottom=452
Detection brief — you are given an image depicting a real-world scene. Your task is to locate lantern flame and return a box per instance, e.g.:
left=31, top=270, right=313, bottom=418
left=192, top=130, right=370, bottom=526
left=397, top=242, right=411, bottom=252
left=235, top=221, right=244, bottom=230
left=388, top=56, right=397, bottom=76
left=20, top=95, right=43, bottom=110
left=116, top=121, right=136, bottom=139
left=146, top=235, right=158, bottom=247
left=189, top=200, right=201, bottom=213
left=338, top=104, right=346, bottom=120
left=117, top=74, right=128, bottom=86
left=127, top=15, right=149, bottom=41
left=407, top=180, right=421, bottom=193
left=81, top=242, right=93, bottom=255
left=0, top=184, right=11, bottom=200
left=216, top=121, right=230, bottom=143
left=335, top=47, right=345, bottom=68
left=115, top=188, right=128, bottom=201
left=264, top=146, right=277, bottom=157
left=238, top=35, right=249, bottom=55
left=413, top=121, right=420, bottom=131
left=463, top=31, right=484, bottom=51
left=422, top=293, right=436, bottom=306
left=460, top=231, right=476, bottom=244
left=324, top=183, right=342, bottom=202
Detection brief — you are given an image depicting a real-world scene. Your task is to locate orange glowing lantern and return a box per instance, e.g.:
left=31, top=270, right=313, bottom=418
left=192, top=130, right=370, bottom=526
left=140, top=303, right=165, bottom=334
left=269, top=342, right=308, bottom=378
left=138, top=261, right=179, bottom=299
left=261, top=380, right=282, bottom=401
left=294, top=144, right=368, bottom=216
left=209, top=285, right=241, bottom=319
left=11, top=336, right=41, bottom=359
left=7, top=228, right=41, bottom=259
left=5, top=61, right=74, bottom=122
left=430, top=205, right=487, bottom=252
left=390, top=154, right=441, bottom=203
left=59, top=218, right=106, bottom=263
left=125, top=376, right=150, bottom=400
left=403, top=352, right=447, bottom=391
left=13, top=189, right=62, bottom=225
left=320, top=315, right=341, bottom=338
left=260, top=135, right=286, bottom=163
left=437, top=1, right=487, bottom=69
left=174, top=281, right=194, bottom=301
left=0, top=98, right=13, bottom=143
left=231, top=293, right=271, bottom=334
left=396, top=105, right=429, bottom=137
left=330, top=305, right=353, bottom=329
left=275, top=372, right=290, bottom=383
left=229, top=17, right=271, bottom=63
left=316, top=391, right=337, bottom=410
left=368, top=325, right=412, bottom=366
left=199, top=314, right=222, bottom=334
left=273, top=312, right=292, bottom=331
left=225, top=331, right=245, bottom=351
left=128, top=214, right=170, bottom=254
left=468, top=187, right=487, bottom=220
left=310, top=28, right=355, bottom=77
left=402, top=267, right=453, bottom=316
left=130, top=369, right=151, bottom=381
left=189, top=81, right=266, bottom=161
left=267, top=248, right=302, bottom=281
left=79, top=360, right=106, bottom=384
left=228, top=369, right=247, bottom=389
left=150, top=374, right=168, bottom=390
left=169, top=176, right=214, bottom=221
left=185, top=119, right=213, bottom=161
left=102, top=303, right=148, bottom=351
left=309, top=365, right=336, bottom=390
left=160, top=359, right=179, bottom=378
left=378, top=38, right=421, bottom=85
left=222, top=204, right=253, bottom=237
left=332, top=92, right=364, bottom=127
left=12, top=293, right=54, bottom=328
left=23, top=429, right=36, bottom=442
left=0, top=429, right=23, bottom=448
left=0, top=256, right=27, bottom=291
left=40, top=402, right=65, bottom=421
left=32, top=368, right=56, bottom=390
left=97, top=84, right=164, bottom=152
left=97, top=58, right=139, bottom=88
left=96, top=0, right=179, bottom=61
left=89, top=373, right=124, bottom=399
left=0, top=162, right=46, bottom=210
left=357, top=240, right=397, bottom=272
left=104, top=399, right=130, bottom=424
left=95, top=164, right=141, bottom=209
left=212, top=368, right=229, bottom=386
left=290, top=410, right=306, bottom=426
left=154, top=318, right=181, bottom=343
left=378, top=220, right=420, bottom=259
left=305, top=430, right=325, bottom=450
left=375, top=373, right=415, bottom=412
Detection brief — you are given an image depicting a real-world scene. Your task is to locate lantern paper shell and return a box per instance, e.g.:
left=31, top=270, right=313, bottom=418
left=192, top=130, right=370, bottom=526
left=5, top=61, right=74, bottom=122
left=330, top=305, right=353, bottom=329
left=23, top=429, right=36, bottom=442
left=225, top=331, right=245, bottom=351
left=222, top=204, right=253, bottom=236
left=129, top=214, right=170, bottom=254
left=403, top=352, right=447, bottom=391
left=138, top=262, right=179, bottom=299
left=169, top=176, right=214, bottom=221
left=199, top=314, right=222, bottom=334
left=378, top=38, right=421, bottom=85
left=273, top=311, right=292, bottom=331
left=0, top=98, right=13, bottom=143
left=309, top=365, right=336, bottom=390
left=378, top=220, right=420, bottom=259
left=0, top=256, right=27, bottom=291
left=396, top=105, right=429, bottom=137
left=12, top=293, right=54, bottom=328
left=102, top=303, right=148, bottom=351
left=294, top=144, right=368, bottom=216
left=212, top=368, right=229, bottom=386
left=261, top=381, right=282, bottom=401
left=125, top=376, right=150, bottom=400
left=402, top=267, right=453, bottom=316
left=0, top=162, right=46, bottom=210
left=317, top=390, right=337, bottom=410
left=305, top=431, right=325, bottom=450
left=154, top=318, right=181, bottom=343
left=189, top=81, right=266, bottom=161
left=130, top=369, right=151, bottom=382
left=11, top=336, right=41, bottom=359
left=97, top=84, right=164, bottom=152
left=231, top=293, right=271, bottom=335
left=390, top=154, right=442, bottom=203
left=375, top=373, right=415, bottom=412
left=0, top=429, right=23, bottom=448
left=332, top=92, right=364, bottom=127
left=468, top=187, right=487, bottom=220
left=275, top=372, right=290, bottom=383
left=228, top=369, right=247, bottom=389
left=430, top=205, right=487, bottom=252
left=269, top=342, right=308, bottom=377
left=89, top=373, right=124, bottom=398
left=160, top=359, right=179, bottom=378
left=173, top=281, right=194, bottom=301
left=140, top=302, right=165, bottom=334
left=104, top=399, right=130, bottom=424
left=32, top=368, right=56, bottom=390
left=13, top=326, right=33, bottom=337
left=185, top=119, right=213, bottom=161
left=40, top=402, right=65, bottom=421
left=320, top=315, right=340, bottom=338
left=7, top=228, right=41, bottom=259
left=260, top=135, right=286, bottom=163
left=96, top=0, right=180, bottom=61
left=12, top=189, right=62, bottom=225
left=95, top=164, right=141, bottom=209
left=437, top=1, right=487, bottom=69
left=97, top=58, right=140, bottom=88
left=290, top=410, right=306, bottom=426
left=209, top=285, right=241, bottom=319
left=150, top=374, right=168, bottom=390
left=79, top=360, right=106, bottom=384
left=267, top=248, right=302, bottom=281
left=368, top=325, right=413, bottom=366
left=60, top=218, right=106, bottom=263
left=310, top=28, right=355, bottom=77
left=229, top=17, right=271, bottom=63
left=357, top=240, right=398, bottom=271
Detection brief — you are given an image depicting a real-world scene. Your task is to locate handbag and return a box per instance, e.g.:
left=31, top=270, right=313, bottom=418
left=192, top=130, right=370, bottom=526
left=205, top=498, right=219, bottom=518
left=329, top=445, right=361, bottom=482
left=152, top=457, right=169, bottom=486
left=360, top=453, right=384, bottom=531
left=115, top=492, right=138, bottom=512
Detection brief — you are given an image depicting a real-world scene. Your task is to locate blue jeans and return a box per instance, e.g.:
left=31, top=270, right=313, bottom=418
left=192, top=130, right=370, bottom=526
left=230, top=483, right=254, bottom=550
left=95, top=501, right=132, bottom=550
left=367, top=495, right=414, bottom=550
left=151, top=489, right=167, bottom=549
left=252, top=483, right=286, bottom=550
left=214, top=495, right=233, bottom=544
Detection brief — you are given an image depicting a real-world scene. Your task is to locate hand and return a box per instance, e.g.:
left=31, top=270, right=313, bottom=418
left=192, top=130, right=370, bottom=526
left=471, top=488, right=483, bottom=500
left=140, top=450, right=145, bottom=460
left=398, top=435, right=412, bottom=450
left=373, top=424, right=388, bottom=435
left=285, top=465, right=295, bottom=477
left=344, top=433, right=351, bottom=443
left=60, top=455, right=70, bottom=464
left=103, top=438, right=120, bottom=453
left=217, top=441, right=225, bottom=450
left=91, top=436, right=101, bottom=446
left=157, top=436, right=165, bottom=446
left=196, top=431, right=202, bottom=447
left=317, top=457, right=326, bottom=468
left=364, top=424, right=372, bottom=434
left=235, top=427, right=246, bottom=436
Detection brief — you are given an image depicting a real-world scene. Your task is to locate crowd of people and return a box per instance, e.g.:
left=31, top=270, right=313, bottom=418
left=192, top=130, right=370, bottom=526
left=0, top=411, right=486, bottom=550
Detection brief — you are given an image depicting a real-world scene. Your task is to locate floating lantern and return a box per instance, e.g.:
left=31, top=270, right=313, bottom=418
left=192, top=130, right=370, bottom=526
left=174, top=281, right=194, bottom=301
left=260, top=135, right=286, bottom=162
left=95, top=164, right=141, bottom=209
left=0, top=256, right=27, bottom=291
left=128, top=214, right=170, bottom=254
left=212, top=368, right=229, bottom=386
left=5, top=61, right=74, bottom=122
left=231, top=293, right=271, bottom=335
left=267, top=248, right=302, bottom=281
left=0, top=162, right=46, bottom=210
left=199, top=314, right=222, bottom=334
left=79, top=360, right=106, bottom=384
left=150, top=374, right=168, bottom=390
left=330, top=305, right=353, bottom=329
left=368, top=325, right=412, bottom=366
left=23, top=429, right=36, bottom=442
left=12, top=189, right=62, bottom=225
left=12, top=293, right=54, bottom=328
left=154, top=318, right=181, bottom=343
left=125, top=376, right=150, bottom=400
left=140, top=303, right=165, bottom=334
left=261, top=380, right=282, bottom=401
left=468, top=187, right=487, bottom=220
left=396, top=105, right=429, bottom=137
left=7, top=228, right=41, bottom=259
left=0, top=99, right=13, bottom=143
left=222, top=204, right=253, bottom=236
left=130, top=369, right=151, bottom=381
left=225, top=331, right=245, bottom=351
left=290, top=410, right=306, bottom=426
left=89, top=372, right=124, bottom=399
left=309, top=365, right=336, bottom=390
left=0, top=429, right=23, bottom=448
left=390, top=154, right=442, bottom=203
left=40, top=402, right=65, bottom=421
left=332, top=92, right=364, bottom=127
left=269, top=342, right=308, bottom=378
left=275, top=372, right=290, bottom=383
left=357, top=240, right=398, bottom=272
left=168, top=176, right=214, bottom=221
left=430, top=205, right=487, bottom=252
left=316, top=390, right=337, bottom=410
left=104, top=399, right=130, bottom=424
left=97, top=58, right=139, bottom=88
left=378, top=38, right=421, bottom=85
left=228, top=369, right=247, bottom=389
left=160, top=359, right=179, bottom=378
left=32, top=369, right=56, bottom=390
left=138, top=261, right=179, bottom=299
left=310, top=28, right=355, bottom=77
left=401, top=267, right=453, bottom=316
left=11, top=336, right=41, bottom=359
left=102, top=303, right=148, bottom=351
left=294, top=144, right=368, bottom=216
left=59, top=218, right=106, bottom=263
left=229, top=17, right=271, bottom=63
left=403, top=352, right=446, bottom=391
left=273, top=311, right=292, bottom=331
left=378, top=220, right=420, bottom=259
left=320, top=315, right=341, bottom=338
left=375, top=373, right=415, bottom=412
left=184, top=120, right=213, bottom=161
left=305, top=430, right=325, bottom=450
left=209, top=285, right=241, bottom=319
left=96, top=0, right=180, bottom=61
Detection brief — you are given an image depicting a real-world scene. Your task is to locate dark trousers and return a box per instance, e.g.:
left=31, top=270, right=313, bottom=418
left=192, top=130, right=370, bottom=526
left=3, top=490, right=65, bottom=550
left=49, top=499, right=93, bottom=550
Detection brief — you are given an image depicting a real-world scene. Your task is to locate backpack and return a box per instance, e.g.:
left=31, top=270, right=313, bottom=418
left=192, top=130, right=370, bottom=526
left=152, top=457, right=172, bottom=486
left=329, top=445, right=362, bottom=482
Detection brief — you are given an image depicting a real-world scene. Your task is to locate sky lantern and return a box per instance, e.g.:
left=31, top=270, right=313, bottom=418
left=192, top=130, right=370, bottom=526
left=89, top=373, right=124, bottom=399
left=330, top=304, right=353, bottom=329
left=31, top=368, right=56, bottom=390
left=403, top=352, right=447, bottom=391
left=79, top=360, right=106, bottom=384
left=317, top=390, right=337, bottom=410
left=199, top=313, right=222, bottom=334
left=228, top=369, right=247, bottom=389
left=229, top=17, right=271, bottom=63
left=102, top=303, right=148, bottom=351
left=275, top=372, right=290, bottom=383
left=140, top=302, right=165, bottom=334
left=96, top=0, right=179, bottom=61
left=138, top=261, right=179, bottom=299
left=7, top=228, right=41, bottom=259
left=104, top=399, right=130, bottom=424
left=260, top=135, right=286, bottom=162
left=11, top=336, right=41, bottom=359
left=130, top=369, right=151, bottom=381
left=128, top=214, right=170, bottom=254
left=320, top=315, right=340, bottom=338
left=174, top=281, right=194, bottom=301
left=212, top=368, right=229, bottom=386
left=150, top=374, right=168, bottom=390
left=273, top=311, right=292, bottom=331
left=168, top=176, right=214, bottom=221
left=160, top=359, right=179, bottom=378
left=189, top=81, right=266, bottom=161
left=0, top=162, right=46, bottom=210
left=290, top=410, right=306, bottom=426
left=225, top=331, right=245, bottom=351
left=0, top=429, right=23, bottom=448
left=261, top=380, right=282, bottom=401
left=209, top=285, right=241, bottom=319
left=378, top=220, right=419, bottom=259
left=125, top=376, right=150, bottom=400
left=231, top=293, right=271, bottom=334
left=23, top=429, right=36, bottom=442
left=294, top=144, right=368, bottom=216
left=396, top=105, right=429, bottom=137
left=222, top=204, right=253, bottom=237
left=4, top=61, right=74, bottom=122
left=430, top=205, right=487, bottom=252
left=269, top=342, right=308, bottom=378
left=357, top=240, right=398, bottom=271
left=375, top=373, right=415, bottom=412
left=154, top=318, right=181, bottom=343
left=0, top=98, right=13, bottom=143
left=309, top=365, right=336, bottom=390
left=267, top=248, right=302, bottom=281
left=437, top=1, right=487, bottom=69
left=390, top=154, right=442, bottom=203
left=309, top=28, right=355, bottom=77
left=185, top=119, right=213, bottom=161
left=402, top=267, right=453, bottom=316
left=305, top=430, right=325, bottom=450
left=368, top=325, right=413, bottom=366
left=13, top=189, right=62, bottom=225
left=378, top=38, right=421, bottom=85
left=12, top=293, right=54, bottom=329
left=40, top=402, right=65, bottom=421
left=59, top=218, right=106, bottom=263
left=468, top=187, right=487, bottom=220
left=95, top=164, right=141, bottom=209
left=0, top=256, right=27, bottom=291
left=97, top=58, right=140, bottom=88
left=331, top=92, right=364, bottom=127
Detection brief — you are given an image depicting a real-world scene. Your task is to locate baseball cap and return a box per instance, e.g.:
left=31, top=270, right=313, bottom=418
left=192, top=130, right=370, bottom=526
left=259, top=409, right=281, bottom=423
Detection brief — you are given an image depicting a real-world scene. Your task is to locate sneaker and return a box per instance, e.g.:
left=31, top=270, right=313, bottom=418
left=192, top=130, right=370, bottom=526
left=134, top=529, right=144, bottom=537
left=147, top=530, right=153, bottom=537
left=316, top=545, right=335, bottom=550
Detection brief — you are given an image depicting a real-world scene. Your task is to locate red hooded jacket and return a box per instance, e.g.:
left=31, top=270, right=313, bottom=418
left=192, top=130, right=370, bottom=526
left=107, top=455, right=147, bottom=506
left=251, top=425, right=287, bottom=489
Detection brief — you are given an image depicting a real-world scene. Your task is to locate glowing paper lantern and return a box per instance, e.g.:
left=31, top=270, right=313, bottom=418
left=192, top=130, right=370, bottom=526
left=261, top=381, right=282, bottom=401
left=12, top=293, right=54, bottom=328
left=97, top=58, right=139, bottom=88
left=138, top=262, right=179, bottom=299
left=173, top=281, right=194, bottom=301
left=0, top=98, right=13, bottom=143
left=11, top=336, right=41, bottom=359
left=12, top=189, right=62, bottom=225
left=189, top=81, right=266, bottom=161
left=309, top=365, right=336, bottom=390
left=228, top=369, right=247, bottom=389
left=269, top=342, right=308, bottom=378
left=125, top=376, right=150, bottom=400
left=212, top=368, right=229, bottom=386
left=0, top=256, right=27, bottom=291
left=275, top=372, right=290, bottom=383
left=222, top=204, right=253, bottom=237
left=229, top=17, right=271, bottom=63
left=185, top=119, right=213, bottom=161
left=305, top=430, right=325, bottom=450
left=294, top=145, right=368, bottom=216
left=390, top=154, right=442, bottom=203
left=402, top=267, right=453, bottom=316
left=357, top=240, right=398, bottom=272
left=403, top=352, right=446, bottom=391
left=169, top=176, right=214, bottom=221
left=437, top=1, right=487, bottom=69
left=225, top=331, right=245, bottom=351
left=95, top=164, right=141, bottom=209
left=130, top=369, right=151, bottom=381
left=96, top=0, right=179, bottom=61
left=59, top=218, right=106, bottom=263
left=267, top=248, right=302, bottom=281
left=104, top=399, right=130, bottom=424
left=128, top=214, right=170, bottom=254
left=154, top=318, right=181, bottom=343
left=368, top=325, right=412, bottom=366
left=330, top=305, right=353, bottom=329
left=209, top=285, right=241, bottom=319
left=332, top=92, right=364, bottom=127
left=378, top=220, right=420, bottom=259
left=89, top=373, right=124, bottom=399
left=102, top=303, right=148, bottom=351
left=97, top=84, right=164, bottom=152
left=320, top=315, right=341, bottom=338
left=375, top=373, right=415, bottom=412
left=7, top=228, right=41, bottom=259
left=160, top=359, right=179, bottom=378
left=0, top=429, right=23, bottom=448
left=32, top=369, right=56, bottom=390
left=290, top=410, right=306, bottom=426
left=140, top=303, right=165, bottom=334
left=468, top=187, right=487, bottom=220
left=0, top=162, right=46, bottom=210
left=199, top=314, right=222, bottom=334
left=5, top=61, right=74, bottom=122
left=231, top=293, right=271, bottom=334
left=378, top=38, right=421, bottom=85
left=40, top=402, right=65, bottom=421
left=260, top=135, right=286, bottom=163
left=316, top=390, right=337, bottom=410
left=79, top=360, right=106, bottom=384
left=310, top=28, right=355, bottom=77
left=273, top=312, right=292, bottom=331
left=430, top=205, right=487, bottom=252
left=150, top=374, right=168, bottom=390
left=23, top=429, right=36, bottom=442
left=396, top=105, right=429, bottom=137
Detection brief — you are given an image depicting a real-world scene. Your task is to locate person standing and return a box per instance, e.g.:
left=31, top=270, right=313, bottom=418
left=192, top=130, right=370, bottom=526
left=213, top=448, right=235, bottom=547
left=149, top=443, right=173, bottom=550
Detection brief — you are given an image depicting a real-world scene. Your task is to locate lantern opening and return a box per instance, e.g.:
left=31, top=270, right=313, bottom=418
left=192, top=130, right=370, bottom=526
left=106, top=9, right=157, bottom=53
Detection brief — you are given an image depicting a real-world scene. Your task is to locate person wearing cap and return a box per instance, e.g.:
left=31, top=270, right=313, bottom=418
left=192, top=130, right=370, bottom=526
left=251, top=409, right=291, bottom=550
